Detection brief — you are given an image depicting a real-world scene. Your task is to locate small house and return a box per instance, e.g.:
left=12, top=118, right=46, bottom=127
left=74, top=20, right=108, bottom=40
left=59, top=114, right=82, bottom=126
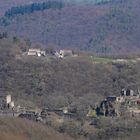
left=27, top=49, right=46, bottom=57
left=106, top=96, right=117, bottom=102
left=59, top=50, right=73, bottom=58
left=121, top=89, right=134, bottom=97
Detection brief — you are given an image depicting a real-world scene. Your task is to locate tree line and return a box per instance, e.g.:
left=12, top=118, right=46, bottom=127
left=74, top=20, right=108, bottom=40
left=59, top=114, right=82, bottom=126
left=4, top=1, right=65, bottom=18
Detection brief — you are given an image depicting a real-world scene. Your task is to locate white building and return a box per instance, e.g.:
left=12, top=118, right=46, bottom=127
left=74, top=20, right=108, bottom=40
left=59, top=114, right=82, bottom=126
left=27, top=49, right=46, bottom=57
left=121, top=89, right=134, bottom=97
left=59, top=50, right=73, bottom=58
left=113, top=59, right=128, bottom=63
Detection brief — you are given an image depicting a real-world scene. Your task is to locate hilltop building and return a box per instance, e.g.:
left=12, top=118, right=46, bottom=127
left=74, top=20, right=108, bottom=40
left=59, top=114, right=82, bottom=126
left=27, top=49, right=46, bottom=57
left=59, top=50, right=73, bottom=58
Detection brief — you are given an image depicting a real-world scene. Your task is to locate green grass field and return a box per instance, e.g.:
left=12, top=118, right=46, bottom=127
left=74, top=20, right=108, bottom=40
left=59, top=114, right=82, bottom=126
left=91, top=56, right=113, bottom=63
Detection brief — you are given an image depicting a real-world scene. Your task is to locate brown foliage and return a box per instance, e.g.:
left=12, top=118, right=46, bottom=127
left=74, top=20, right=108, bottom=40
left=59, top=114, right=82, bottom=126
left=0, top=117, right=83, bottom=140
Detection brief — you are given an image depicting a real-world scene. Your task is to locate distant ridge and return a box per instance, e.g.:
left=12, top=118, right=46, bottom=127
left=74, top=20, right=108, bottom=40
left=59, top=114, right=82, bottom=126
left=0, top=0, right=140, bottom=54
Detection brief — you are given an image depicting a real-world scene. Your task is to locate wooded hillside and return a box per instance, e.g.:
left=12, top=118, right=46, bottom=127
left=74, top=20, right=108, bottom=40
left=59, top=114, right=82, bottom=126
left=0, top=0, right=140, bottom=54
left=1, top=38, right=140, bottom=115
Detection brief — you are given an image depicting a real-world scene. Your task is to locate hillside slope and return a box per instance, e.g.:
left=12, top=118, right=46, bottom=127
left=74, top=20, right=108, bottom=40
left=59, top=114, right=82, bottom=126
left=0, top=0, right=140, bottom=54
left=1, top=38, right=140, bottom=116
left=0, top=0, right=114, bottom=16
left=0, top=117, right=82, bottom=140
